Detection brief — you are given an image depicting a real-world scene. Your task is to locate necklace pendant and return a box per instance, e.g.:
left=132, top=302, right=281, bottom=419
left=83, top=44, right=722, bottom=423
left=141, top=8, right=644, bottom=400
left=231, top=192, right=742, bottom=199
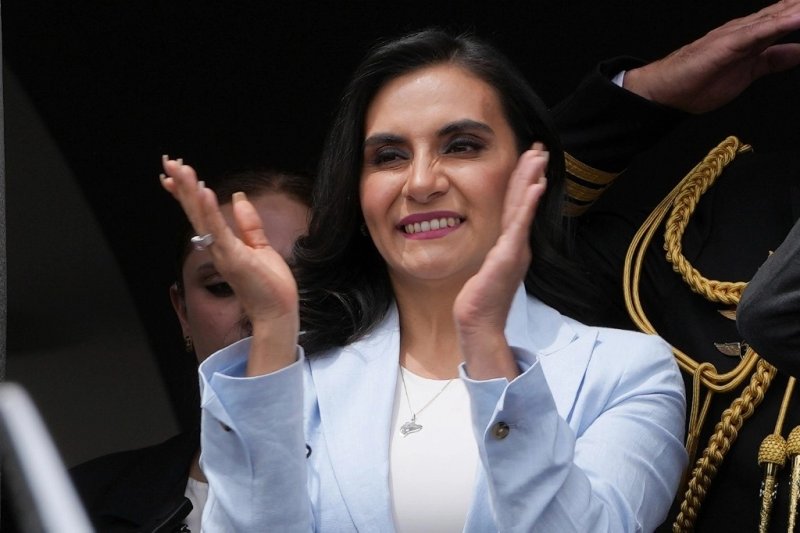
left=400, top=419, right=423, bottom=436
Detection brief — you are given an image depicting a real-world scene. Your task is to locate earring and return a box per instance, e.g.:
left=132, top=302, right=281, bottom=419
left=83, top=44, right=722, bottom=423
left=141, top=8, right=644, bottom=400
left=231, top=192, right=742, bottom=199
left=184, top=336, right=194, bottom=353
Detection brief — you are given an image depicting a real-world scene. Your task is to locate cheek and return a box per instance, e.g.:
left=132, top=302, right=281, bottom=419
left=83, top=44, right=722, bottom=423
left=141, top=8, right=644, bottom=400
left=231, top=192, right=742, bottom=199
left=193, top=304, right=246, bottom=354
left=359, top=175, right=394, bottom=227
left=185, top=295, right=241, bottom=331
left=476, top=164, right=513, bottom=211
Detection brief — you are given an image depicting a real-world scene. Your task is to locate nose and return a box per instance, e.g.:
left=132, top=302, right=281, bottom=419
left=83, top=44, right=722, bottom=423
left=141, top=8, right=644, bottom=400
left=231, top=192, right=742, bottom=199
left=403, top=157, right=449, bottom=204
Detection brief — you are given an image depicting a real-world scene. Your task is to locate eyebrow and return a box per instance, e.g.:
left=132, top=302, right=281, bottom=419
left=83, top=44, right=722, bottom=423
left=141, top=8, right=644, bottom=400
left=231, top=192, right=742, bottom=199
left=363, top=133, right=405, bottom=148
left=437, top=119, right=493, bottom=137
left=195, top=262, right=218, bottom=275
left=363, top=119, right=494, bottom=149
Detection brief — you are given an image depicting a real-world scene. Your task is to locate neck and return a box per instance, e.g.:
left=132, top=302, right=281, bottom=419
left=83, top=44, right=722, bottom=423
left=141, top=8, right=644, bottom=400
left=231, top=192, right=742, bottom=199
left=392, top=277, right=464, bottom=379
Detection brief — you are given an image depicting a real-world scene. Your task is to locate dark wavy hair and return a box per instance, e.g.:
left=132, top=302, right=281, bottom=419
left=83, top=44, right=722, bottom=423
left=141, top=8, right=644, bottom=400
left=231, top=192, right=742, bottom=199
left=295, top=28, right=597, bottom=355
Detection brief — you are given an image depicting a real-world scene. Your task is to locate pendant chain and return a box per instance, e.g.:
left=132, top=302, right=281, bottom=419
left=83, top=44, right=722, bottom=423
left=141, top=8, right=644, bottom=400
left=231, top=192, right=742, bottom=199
left=399, top=366, right=455, bottom=436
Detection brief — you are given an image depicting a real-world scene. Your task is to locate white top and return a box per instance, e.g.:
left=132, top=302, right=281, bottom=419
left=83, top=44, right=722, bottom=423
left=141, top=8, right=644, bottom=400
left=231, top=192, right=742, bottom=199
left=390, top=367, right=478, bottom=533
left=184, top=477, right=208, bottom=532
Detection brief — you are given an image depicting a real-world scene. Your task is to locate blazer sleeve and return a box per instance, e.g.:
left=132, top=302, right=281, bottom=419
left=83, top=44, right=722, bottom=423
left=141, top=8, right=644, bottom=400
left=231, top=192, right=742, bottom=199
left=737, top=216, right=800, bottom=375
left=553, top=57, right=686, bottom=216
left=461, top=332, right=687, bottom=532
left=198, top=337, right=313, bottom=532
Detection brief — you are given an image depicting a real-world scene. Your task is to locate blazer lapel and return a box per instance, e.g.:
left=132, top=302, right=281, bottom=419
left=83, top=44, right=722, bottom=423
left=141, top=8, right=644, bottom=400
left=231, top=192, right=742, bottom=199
left=308, top=307, right=401, bottom=532
left=538, top=329, right=598, bottom=420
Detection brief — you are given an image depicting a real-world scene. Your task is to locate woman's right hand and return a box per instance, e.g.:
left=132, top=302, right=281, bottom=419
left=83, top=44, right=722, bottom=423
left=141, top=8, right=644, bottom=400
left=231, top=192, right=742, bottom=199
left=161, top=157, right=299, bottom=376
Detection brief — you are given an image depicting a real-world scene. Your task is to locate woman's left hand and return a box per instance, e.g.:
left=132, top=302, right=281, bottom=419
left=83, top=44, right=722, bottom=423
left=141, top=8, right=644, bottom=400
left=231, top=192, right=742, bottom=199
left=453, top=143, right=548, bottom=381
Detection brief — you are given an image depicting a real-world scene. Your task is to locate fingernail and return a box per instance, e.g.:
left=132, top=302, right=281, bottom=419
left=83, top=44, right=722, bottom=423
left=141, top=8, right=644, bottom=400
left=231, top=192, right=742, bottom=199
left=233, top=191, right=247, bottom=202
left=159, top=173, right=166, bottom=183
left=177, top=158, right=183, bottom=165
left=198, top=180, right=205, bottom=190
left=162, top=154, right=169, bottom=162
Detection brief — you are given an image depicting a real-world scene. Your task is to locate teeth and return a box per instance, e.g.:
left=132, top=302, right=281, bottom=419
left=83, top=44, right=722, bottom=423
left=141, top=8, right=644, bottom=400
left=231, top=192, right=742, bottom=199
left=404, top=217, right=461, bottom=234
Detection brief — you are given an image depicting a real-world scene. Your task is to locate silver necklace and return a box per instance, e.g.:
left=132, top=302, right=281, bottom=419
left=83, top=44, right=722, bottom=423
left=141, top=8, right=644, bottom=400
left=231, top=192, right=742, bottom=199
left=398, top=366, right=455, bottom=437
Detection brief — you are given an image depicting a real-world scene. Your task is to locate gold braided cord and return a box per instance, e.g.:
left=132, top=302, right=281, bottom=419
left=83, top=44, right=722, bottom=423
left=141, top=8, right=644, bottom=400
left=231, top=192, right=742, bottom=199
left=672, top=359, right=776, bottom=532
left=685, top=363, right=715, bottom=467
left=618, top=136, right=788, bottom=531
left=775, top=377, right=797, bottom=435
left=662, top=142, right=750, bottom=304
left=623, top=136, right=757, bottom=392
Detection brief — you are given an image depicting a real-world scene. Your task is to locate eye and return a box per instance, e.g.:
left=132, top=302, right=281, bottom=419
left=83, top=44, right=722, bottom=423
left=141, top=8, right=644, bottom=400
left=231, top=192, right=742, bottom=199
left=369, top=146, right=408, bottom=167
left=445, top=136, right=485, bottom=155
left=205, top=282, right=234, bottom=298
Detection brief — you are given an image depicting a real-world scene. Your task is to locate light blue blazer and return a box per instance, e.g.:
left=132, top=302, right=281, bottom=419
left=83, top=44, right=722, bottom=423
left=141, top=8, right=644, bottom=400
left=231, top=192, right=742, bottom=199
left=198, top=286, right=687, bottom=532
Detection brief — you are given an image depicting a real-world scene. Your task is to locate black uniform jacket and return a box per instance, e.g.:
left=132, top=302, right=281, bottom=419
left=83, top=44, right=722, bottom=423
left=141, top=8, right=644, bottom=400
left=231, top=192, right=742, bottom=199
left=69, top=430, right=199, bottom=533
left=574, top=78, right=800, bottom=529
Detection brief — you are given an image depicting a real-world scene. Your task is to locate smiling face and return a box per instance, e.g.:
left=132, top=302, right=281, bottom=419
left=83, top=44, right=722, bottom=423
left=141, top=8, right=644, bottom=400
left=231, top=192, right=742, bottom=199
left=359, top=63, right=520, bottom=289
left=170, top=191, right=309, bottom=362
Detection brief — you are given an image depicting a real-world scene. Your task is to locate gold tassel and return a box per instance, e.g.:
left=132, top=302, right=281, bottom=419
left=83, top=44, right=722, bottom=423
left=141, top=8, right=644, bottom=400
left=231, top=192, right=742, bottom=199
left=758, top=433, right=787, bottom=533
left=787, top=427, right=800, bottom=532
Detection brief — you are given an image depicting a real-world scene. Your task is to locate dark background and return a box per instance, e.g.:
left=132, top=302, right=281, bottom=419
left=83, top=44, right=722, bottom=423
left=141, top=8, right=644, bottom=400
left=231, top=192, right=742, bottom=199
left=3, top=0, right=798, bottom=466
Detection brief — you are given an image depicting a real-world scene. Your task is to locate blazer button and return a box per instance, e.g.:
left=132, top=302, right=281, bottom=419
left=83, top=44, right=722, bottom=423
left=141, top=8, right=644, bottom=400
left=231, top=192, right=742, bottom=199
left=492, top=421, right=510, bottom=440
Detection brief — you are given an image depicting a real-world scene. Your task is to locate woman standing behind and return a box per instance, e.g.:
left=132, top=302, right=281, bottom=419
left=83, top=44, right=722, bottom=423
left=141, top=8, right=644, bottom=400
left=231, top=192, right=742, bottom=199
left=71, top=169, right=312, bottom=532
left=162, top=31, right=686, bottom=532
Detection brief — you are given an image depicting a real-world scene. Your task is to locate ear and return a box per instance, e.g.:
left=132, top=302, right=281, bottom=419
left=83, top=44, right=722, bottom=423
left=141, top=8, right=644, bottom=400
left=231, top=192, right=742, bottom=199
left=169, top=283, right=191, bottom=337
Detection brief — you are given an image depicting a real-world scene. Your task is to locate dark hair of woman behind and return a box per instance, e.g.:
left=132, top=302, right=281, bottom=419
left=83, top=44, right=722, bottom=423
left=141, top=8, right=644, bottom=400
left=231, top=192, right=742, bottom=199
left=294, top=28, right=599, bottom=355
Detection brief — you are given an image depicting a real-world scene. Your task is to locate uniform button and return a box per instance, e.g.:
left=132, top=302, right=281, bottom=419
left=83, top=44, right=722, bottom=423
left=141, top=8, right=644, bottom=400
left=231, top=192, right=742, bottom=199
left=492, top=421, right=510, bottom=439
left=220, top=422, right=232, bottom=432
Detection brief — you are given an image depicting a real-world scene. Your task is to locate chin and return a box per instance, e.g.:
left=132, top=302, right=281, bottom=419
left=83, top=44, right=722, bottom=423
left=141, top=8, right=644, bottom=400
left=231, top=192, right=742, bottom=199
left=393, top=257, right=481, bottom=285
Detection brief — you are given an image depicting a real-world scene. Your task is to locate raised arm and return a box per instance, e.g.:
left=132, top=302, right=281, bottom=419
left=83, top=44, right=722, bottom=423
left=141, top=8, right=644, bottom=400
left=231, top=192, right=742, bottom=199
left=452, top=146, right=686, bottom=531
left=160, top=157, right=299, bottom=376
left=558, top=0, right=800, bottom=215
left=161, top=158, right=312, bottom=531
left=453, top=143, right=548, bottom=381
left=624, top=0, right=800, bottom=113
